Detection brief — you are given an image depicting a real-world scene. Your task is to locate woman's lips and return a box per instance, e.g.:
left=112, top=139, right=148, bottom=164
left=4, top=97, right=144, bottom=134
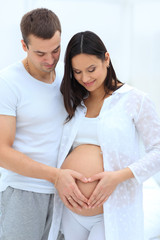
left=84, top=80, right=95, bottom=87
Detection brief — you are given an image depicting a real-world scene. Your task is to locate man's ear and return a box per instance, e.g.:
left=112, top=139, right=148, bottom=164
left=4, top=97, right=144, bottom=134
left=21, top=39, right=28, bottom=52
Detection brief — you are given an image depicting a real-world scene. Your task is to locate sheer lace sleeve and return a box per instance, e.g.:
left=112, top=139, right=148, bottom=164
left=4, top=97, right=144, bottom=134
left=129, top=94, right=160, bottom=183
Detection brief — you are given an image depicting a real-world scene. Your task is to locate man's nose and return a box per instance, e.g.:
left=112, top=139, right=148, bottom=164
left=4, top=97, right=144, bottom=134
left=46, top=54, right=54, bottom=64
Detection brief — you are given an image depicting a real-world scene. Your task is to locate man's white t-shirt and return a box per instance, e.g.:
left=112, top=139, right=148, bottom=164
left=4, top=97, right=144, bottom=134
left=0, top=61, right=66, bottom=193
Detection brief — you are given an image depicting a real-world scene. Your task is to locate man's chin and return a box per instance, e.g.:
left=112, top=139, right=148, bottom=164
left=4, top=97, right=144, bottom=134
left=42, top=67, right=55, bottom=73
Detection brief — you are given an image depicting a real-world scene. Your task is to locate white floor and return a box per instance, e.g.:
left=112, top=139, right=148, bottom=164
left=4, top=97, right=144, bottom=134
left=143, top=177, right=160, bottom=240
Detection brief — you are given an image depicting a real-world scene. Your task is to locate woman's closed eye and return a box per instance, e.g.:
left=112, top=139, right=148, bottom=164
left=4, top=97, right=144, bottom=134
left=88, top=67, right=96, bottom=73
left=73, top=70, right=81, bottom=74
left=73, top=67, right=96, bottom=75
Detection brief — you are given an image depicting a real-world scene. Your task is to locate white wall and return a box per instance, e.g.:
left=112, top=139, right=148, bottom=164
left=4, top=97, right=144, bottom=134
left=0, top=1, right=160, bottom=235
left=0, top=0, right=160, bottom=112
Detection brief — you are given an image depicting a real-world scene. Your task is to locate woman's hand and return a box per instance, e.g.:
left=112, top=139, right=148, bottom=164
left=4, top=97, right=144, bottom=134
left=88, top=168, right=134, bottom=208
left=87, top=171, right=120, bottom=208
left=55, top=169, right=89, bottom=210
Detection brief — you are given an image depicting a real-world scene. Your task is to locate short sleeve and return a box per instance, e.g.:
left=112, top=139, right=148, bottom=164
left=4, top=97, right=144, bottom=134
left=0, top=77, right=17, bottom=116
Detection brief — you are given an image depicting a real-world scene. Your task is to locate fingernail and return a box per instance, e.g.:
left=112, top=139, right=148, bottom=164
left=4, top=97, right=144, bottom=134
left=88, top=178, right=91, bottom=182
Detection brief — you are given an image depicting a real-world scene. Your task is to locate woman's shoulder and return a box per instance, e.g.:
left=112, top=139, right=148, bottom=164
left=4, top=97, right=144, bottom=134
left=116, top=83, right=148, bottom=104
left=117, top=83, right=146, bottom=96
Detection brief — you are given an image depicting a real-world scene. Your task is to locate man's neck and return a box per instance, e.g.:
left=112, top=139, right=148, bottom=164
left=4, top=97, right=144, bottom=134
left=22, top=58, right=55, bottom=84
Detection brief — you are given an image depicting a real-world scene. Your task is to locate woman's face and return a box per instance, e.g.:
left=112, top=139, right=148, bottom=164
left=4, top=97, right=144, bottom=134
left=71, top=53, right=109, bottom=93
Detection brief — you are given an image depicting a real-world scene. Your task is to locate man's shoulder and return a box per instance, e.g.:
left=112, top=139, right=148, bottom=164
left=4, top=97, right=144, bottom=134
left=0, top=61, right=22, bottom=80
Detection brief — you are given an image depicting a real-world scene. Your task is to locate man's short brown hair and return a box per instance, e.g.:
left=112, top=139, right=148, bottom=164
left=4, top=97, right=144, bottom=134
left=20, top=8, right=61, bottom=46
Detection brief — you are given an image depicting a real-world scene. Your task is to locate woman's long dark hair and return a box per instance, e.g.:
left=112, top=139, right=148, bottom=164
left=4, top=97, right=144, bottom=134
left=60, top=31, right=119, bottom=121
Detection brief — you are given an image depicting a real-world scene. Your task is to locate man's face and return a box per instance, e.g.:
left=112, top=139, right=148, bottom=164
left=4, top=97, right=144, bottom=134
left=22, top=31, right=61, bottom=74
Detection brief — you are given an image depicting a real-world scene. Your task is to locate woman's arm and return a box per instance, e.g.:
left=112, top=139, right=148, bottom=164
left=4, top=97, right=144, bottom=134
left=88, top=94, right=160, bottom=208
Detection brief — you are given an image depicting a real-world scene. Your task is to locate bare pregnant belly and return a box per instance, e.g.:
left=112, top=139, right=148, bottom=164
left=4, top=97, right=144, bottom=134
left=61, top=144, right=104, bottom=216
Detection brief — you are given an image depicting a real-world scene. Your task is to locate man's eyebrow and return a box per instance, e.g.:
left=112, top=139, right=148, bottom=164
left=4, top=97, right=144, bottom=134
left=33, top=45, right=60, bottom=54
left=34, top=50, right=45, bottom=54
left=53, top=45, right=60, bottom=51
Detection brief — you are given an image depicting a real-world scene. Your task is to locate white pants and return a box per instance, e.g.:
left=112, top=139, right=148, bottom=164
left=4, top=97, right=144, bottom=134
left=61, top=207, right=105, bottom=240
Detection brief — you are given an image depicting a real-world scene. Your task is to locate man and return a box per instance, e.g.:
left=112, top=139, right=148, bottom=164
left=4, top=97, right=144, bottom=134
left=0, top=8, right=88, bottom=240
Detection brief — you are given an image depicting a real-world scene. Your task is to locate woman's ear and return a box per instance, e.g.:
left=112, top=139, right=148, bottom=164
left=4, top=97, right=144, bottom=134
left=105, top=52, right=110, bottom=68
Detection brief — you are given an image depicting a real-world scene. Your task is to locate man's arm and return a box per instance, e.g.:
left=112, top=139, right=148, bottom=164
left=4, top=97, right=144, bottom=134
left=0, top=115, right=59, bottom=181
left=0, top=115, right=88, bottom=208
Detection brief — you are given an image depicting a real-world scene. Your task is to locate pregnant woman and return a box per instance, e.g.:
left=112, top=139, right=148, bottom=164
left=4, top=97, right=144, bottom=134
left=53, top=31, right=160, bottom=240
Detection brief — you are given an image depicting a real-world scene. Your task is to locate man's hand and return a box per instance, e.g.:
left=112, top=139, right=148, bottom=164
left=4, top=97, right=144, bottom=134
left=55, top=169, right=89, bottom=210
